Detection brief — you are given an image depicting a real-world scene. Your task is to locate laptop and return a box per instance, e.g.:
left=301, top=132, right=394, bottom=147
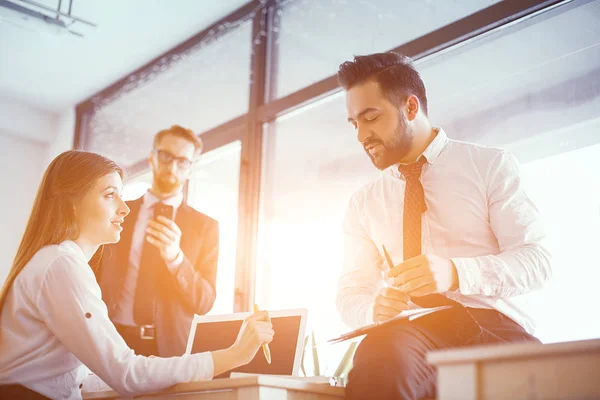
left=185, top=308, right=308, bottom=378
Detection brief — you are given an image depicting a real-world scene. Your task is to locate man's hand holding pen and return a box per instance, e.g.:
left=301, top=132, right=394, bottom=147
left=375, top=246, right=459, bottom=322
left=386, top=254, right=459, bottom=296
left=373, top=287, right=410, bottom=323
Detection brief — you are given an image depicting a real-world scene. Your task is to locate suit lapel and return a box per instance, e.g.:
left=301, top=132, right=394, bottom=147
left=175, top=204, right=198, bottom=254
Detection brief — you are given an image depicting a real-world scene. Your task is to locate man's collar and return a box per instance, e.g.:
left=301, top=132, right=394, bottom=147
left=420, top=127, right=448, bottom=165
left=142, top=190, right=183, bottom=209
left=390, top=127, right=448, bottom=173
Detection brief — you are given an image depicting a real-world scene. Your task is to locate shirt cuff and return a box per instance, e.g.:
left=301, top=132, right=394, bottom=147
left=166, top=250, right=184, bottom=271
left=450, top=257, right=480, bottom=296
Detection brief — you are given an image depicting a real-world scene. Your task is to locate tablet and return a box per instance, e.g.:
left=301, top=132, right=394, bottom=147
left=185, top=308, right=308, bottom=378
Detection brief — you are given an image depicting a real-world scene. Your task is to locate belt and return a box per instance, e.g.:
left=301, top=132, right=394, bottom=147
left=115, top=323, right=156, bottom=340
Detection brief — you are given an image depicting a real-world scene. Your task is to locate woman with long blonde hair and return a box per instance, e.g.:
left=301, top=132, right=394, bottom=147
left=0, top=150, right=273, bottom=399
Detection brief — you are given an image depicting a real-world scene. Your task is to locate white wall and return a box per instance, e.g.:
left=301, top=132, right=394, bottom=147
left=46, top=108, right=76, bottom=165
left=0, top=94, right=75, bottom=284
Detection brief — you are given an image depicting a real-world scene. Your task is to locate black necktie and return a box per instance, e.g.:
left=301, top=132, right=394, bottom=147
left=133, top=204, right=162, bottom=325
left=398, top=158, right=454, bottom=308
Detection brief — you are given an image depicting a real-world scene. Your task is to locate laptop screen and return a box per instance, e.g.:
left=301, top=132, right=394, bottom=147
left=186, top=309, right=307, bottom=378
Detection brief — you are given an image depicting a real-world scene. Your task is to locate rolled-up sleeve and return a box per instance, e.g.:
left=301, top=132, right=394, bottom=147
left=36, top=255, right=214, bottom=396
left=336, top=193, right=384, bottom=329
left=452, top=151, right=552, bottom=297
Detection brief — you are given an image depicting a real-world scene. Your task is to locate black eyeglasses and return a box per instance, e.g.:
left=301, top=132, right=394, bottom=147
left=153, top=149, right=193, bottom=170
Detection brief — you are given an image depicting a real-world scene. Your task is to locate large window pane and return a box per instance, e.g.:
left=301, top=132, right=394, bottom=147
left=122, top=170, right=152, bottom=201
left=257, top=93, right=378, bottom=375
left=419, top=0, right=600, bottom=160
left=188, top=141, right=242, bottom=314
left=83, top=20, right=252, bottom=168
left=272, top=0, right=501, bottom=98
left=522, top=143, right=600, bottom=343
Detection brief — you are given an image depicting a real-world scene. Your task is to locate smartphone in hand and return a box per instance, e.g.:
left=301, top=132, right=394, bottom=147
left=154, top=203, right=174, bottom=221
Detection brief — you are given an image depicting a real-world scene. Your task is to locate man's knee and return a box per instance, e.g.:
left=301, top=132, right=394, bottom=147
left=352, top=324, right=432, bottom=373
left=347, top=325, right=436, bottom=399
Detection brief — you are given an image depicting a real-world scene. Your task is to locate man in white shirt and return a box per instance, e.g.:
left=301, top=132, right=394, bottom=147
left=95, top=125, right=219, bottom=357
left=336, top=52, right=552, bottom=399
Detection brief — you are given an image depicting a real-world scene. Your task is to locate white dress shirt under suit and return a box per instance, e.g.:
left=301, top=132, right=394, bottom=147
left=0, top=240, right=214, bottom=399
left=337, top=128, right=552, bottom=333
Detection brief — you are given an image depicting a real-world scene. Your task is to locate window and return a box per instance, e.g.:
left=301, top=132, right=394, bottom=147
left=258, top=92, right=378, bottom=346
left=521, top=143, right=600, bottom=343
left=188, top=141, right=242, bottom=314
left=122, top=170, right=152, bottom=201
left=271, top=0, right=501, bottom=98
left=83, top=20, right=253, bottom=168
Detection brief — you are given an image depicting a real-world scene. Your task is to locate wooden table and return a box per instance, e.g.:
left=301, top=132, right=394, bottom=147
left=83, top=375, right=345, bottom=400
left=427, top=338, right=600, bottom=400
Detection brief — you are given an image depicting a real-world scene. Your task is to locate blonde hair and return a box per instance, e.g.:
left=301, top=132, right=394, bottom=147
left=0, top=150, right=123, bottom=319
left=153, top=125, right=203, bottom=154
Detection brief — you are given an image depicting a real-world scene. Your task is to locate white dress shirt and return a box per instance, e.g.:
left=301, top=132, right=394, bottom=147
left=0, top=240, right=213, bottom=399
left=337, top=128, right=552, bottom=333
left=113, top=191, right=184, bottom=326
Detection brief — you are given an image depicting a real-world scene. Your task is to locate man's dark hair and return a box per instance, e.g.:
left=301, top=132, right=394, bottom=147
left=337, top=52, right=428, bottom=116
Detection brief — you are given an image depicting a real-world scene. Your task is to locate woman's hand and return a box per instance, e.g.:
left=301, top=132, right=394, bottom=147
left=232, top=311, right=274, bottom=365
left=211, top=312, right=274, bottom=377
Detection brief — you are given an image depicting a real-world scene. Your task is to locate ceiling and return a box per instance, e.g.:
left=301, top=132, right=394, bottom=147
left=0, top=0, right=250, bottom=113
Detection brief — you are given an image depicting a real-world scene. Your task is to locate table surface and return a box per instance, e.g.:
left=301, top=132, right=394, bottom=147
left=83, top=375, right=346, bottom=399
left=427, top=338, right=600, bottom=365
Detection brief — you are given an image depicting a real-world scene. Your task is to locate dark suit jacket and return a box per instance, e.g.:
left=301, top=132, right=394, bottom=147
left=95, top=196, right=219, bottom=356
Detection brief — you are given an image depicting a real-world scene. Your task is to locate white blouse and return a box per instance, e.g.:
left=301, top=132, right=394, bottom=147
left=0, top=240, right=214, bottom=399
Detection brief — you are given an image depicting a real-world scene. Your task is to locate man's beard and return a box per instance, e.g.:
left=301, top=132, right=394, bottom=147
left=155, top=173, right=182, bottom=193
left=364, top=114, right=414, bottom=170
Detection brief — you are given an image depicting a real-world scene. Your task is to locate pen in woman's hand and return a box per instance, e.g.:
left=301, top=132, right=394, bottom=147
left=253, top=304, right=272, bottom=364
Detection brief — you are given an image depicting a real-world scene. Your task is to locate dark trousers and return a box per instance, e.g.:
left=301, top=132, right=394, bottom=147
left=115, top=324, right=159, bottom=356
left=346, top=307, right=540, bottom=400
left=0, top=385, right=50, bottom=400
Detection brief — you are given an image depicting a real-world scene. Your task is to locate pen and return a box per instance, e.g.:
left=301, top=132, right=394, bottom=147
left=253, top=304, right=272, bottom=364
left=382, top=244, right=394, bottom=270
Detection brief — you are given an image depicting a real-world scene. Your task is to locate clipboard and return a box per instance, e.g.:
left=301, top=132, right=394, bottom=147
left=328, top=305, right=453, bottom=344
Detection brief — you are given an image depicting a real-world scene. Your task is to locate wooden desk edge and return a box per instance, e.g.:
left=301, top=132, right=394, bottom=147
left=83, top=375, right=345, bottom=399
left=427, top=338, right=600, bottom=366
